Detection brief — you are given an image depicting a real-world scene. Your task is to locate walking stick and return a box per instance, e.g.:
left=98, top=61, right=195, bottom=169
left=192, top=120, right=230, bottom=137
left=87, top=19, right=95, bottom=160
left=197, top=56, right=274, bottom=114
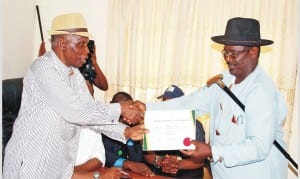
left=207, top=74, right=298, bottom=170
left=36, top=5, right=46, bottom=56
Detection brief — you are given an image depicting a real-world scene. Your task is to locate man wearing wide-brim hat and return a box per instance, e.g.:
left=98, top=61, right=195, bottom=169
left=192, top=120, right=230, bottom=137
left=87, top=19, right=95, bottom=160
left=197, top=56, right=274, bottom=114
left=3, top=13, right=148, bottom=179
left=147, top=17, right=288, bottom=179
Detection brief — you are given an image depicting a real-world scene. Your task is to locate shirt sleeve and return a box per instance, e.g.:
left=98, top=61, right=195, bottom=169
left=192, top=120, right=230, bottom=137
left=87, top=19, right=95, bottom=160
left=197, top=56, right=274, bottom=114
left=30, top=56, right=121, bottom=126
left=146, top=88, right=211, bottom=115
left=75, top=127, right=106, bottom=166
left=126, top=140, right=144, bottom=162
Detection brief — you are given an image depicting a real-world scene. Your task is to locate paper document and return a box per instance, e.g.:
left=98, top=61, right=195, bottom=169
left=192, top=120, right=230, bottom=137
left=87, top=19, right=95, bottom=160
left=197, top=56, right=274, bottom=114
left=143, top=109, right=196, bottom=151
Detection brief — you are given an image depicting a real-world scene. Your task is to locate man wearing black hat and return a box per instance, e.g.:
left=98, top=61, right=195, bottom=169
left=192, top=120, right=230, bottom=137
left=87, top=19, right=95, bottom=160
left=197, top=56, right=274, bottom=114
left=146, top=17, right=288, bottom=179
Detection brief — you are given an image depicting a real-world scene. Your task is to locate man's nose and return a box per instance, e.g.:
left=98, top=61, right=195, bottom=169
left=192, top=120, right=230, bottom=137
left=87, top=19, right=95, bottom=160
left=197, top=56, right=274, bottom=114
left=224, top=55, right=233, bottom=63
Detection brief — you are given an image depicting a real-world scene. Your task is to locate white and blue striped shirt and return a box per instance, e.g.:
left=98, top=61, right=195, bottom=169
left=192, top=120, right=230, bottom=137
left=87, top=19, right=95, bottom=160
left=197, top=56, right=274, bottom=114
left=3, top=50, right=127, bottom=179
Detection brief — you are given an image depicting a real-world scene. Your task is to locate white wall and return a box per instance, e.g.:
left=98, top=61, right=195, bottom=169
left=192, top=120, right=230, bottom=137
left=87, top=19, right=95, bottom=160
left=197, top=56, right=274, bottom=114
left=2, top=0, right=36, bottom=79
left=0, top=0, right=3, bottom=78
left=2, top=0, right=109, bottom=99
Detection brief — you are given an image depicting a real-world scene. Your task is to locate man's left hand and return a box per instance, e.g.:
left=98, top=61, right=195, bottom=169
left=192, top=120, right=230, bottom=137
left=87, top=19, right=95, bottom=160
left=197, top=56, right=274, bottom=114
left=124, top=124, right=149, bottom=141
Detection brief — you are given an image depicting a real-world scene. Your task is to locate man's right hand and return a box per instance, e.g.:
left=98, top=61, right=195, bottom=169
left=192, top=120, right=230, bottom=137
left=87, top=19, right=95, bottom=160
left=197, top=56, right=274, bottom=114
left=120, top=100, right=145, bottom=125
left=180, top=141, right=212, bottom=161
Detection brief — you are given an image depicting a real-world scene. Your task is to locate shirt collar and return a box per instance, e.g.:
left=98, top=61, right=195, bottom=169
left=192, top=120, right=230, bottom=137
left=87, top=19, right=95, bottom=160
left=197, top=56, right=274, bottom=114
left=49, top=50, right=74, bottom=76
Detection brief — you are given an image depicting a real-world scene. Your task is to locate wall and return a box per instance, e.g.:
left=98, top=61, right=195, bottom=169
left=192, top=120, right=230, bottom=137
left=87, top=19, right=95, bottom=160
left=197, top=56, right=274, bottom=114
left=2, top=0, right=36, bottom=79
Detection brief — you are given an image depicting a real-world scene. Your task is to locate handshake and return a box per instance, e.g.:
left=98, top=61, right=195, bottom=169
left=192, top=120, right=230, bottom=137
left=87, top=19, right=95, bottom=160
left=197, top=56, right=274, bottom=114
left=119, top=100, right=148, bottom=140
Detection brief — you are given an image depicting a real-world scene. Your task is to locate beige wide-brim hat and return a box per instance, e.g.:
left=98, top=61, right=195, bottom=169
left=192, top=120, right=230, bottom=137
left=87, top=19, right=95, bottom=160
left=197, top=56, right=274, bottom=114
left=48, top=13, right=93, bottom=38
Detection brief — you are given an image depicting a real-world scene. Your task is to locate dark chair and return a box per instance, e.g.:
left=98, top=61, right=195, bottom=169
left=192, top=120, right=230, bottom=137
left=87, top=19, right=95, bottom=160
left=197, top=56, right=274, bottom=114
left=2, top=78, right=23, bottom=161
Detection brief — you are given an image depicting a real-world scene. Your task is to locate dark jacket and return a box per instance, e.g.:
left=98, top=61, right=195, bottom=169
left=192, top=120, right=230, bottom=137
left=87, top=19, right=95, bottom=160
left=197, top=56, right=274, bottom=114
left=102, top=134, right=144, bottom=167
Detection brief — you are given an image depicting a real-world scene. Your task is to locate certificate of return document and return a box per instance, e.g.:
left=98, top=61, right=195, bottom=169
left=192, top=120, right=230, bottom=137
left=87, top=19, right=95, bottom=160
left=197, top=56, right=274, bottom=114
left=143, top=109, right=196, bottom=151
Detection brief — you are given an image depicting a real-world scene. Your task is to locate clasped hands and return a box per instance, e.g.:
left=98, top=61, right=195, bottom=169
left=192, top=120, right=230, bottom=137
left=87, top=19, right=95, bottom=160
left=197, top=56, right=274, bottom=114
left=120, top=100, right=146, bottom=125
left=120, top=100, right=148, bottom=141
left=161, top=155, right=180, bottom=175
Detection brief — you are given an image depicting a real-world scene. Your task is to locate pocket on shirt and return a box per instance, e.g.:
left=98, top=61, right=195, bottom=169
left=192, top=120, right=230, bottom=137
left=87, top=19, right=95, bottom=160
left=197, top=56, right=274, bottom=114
left=227, top=114, right=246, bottom=143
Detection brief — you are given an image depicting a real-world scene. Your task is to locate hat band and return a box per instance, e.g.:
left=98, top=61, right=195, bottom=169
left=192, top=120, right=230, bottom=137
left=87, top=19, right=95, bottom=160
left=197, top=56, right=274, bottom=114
left=57, top=28, right=88, bottom=33
left=222, top=39, right=262, bottom=43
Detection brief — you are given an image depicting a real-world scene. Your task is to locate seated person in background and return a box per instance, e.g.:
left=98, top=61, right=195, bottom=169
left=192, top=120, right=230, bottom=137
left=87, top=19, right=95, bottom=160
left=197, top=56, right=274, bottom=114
left=144, top=85, right=206, bottom=178
left=73, top=127, right=121, bottom=179
left=102, top=92, right=154, bottom=177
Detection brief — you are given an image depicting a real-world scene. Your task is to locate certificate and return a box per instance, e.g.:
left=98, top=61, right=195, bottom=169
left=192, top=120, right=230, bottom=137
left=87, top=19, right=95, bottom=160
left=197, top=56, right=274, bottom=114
left=143, top=109, right=196, bottom=151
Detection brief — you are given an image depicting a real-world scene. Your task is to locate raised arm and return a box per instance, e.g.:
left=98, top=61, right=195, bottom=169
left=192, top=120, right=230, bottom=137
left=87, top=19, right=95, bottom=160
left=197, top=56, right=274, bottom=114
left=90, top=52, right=108, bottom=91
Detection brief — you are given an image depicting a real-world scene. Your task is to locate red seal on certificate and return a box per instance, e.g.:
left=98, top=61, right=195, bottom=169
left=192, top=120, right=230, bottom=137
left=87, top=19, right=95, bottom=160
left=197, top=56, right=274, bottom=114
left=183, top=137, right=191, bottom=146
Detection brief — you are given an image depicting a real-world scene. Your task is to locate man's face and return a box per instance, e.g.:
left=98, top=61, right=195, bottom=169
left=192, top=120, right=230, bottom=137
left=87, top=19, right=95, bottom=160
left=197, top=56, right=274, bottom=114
left=62, top=35, right=89, bottom=68
left=222, top=45, right=258, bottom=83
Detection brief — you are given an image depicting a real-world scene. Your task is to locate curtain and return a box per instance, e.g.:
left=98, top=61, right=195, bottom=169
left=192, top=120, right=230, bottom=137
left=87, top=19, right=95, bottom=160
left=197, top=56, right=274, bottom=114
left=104, top=1, right=298, bottom=176
left=288, top=56, right=299, bottom=178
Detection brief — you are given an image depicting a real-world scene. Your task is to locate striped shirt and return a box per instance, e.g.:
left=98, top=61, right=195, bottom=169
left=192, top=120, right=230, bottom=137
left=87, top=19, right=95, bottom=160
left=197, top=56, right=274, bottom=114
left=3, top=50, right=127, bottom=179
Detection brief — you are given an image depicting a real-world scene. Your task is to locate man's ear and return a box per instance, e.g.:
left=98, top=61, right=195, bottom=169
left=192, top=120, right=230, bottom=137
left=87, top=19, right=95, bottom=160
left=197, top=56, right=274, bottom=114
left=57, top=36, right=66, bottom=50
left=249, top=47, right=259, bottom=57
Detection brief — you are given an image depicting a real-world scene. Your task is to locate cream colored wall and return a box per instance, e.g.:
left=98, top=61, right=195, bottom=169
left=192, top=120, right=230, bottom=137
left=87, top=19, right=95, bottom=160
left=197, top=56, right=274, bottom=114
left=287, top=58, right=298, bottom=178
left=0, top=0, right=3, bottom=77
left=2, top=0, right=36, bottom=79
left=2, top=0, right=109, bottom=100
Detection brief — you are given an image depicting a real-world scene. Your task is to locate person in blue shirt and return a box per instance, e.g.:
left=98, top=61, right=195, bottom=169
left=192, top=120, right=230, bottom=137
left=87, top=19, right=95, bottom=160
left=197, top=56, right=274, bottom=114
left=147, top=17, right=288, bottom=179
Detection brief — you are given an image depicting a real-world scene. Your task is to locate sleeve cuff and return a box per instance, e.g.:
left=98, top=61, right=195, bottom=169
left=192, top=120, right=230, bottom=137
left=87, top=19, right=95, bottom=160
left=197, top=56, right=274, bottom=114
left=126, top=139, right=134, bottom=146
left=211, top=145, right=223, bottom=163
left=113, top=157, right=126, bottom=168
left=108, top=103, right=122, bottom=123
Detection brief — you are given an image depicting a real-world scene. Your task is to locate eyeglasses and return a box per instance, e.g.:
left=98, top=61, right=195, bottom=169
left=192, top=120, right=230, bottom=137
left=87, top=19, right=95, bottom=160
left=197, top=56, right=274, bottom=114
left=221, top=48, right=249, bottom=60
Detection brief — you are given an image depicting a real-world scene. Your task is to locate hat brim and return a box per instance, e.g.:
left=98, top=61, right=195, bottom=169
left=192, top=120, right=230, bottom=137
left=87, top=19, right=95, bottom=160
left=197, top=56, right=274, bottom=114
left=211, top=36, right=273, bottom=46
left=48, top=30, right=93, bottom=38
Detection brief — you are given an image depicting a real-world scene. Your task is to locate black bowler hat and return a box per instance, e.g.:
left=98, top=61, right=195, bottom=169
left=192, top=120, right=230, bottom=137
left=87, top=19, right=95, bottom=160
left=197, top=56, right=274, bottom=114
left=211, top=17, right=273, bottom=46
